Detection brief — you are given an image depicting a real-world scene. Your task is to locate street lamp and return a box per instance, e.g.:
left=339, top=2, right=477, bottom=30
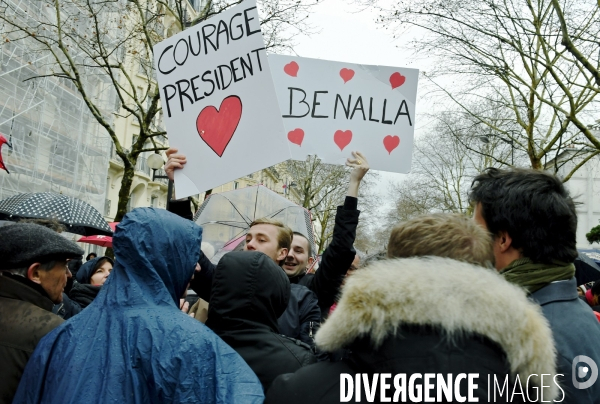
left=147, top=153, right=173, bottom=210
left=479, top=134, right=515, bottom=166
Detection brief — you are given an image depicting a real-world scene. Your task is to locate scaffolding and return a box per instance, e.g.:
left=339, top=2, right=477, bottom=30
left=0, top=0, right=117, bottom=212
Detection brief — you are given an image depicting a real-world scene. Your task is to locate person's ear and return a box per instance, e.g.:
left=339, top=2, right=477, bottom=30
left=495, top=231, right=514, bottom=253
left=308, top=256, right=315, bottom=266
left=277, top=248, right=289, bottom=262
left=27, top=263, right=42, bottom=284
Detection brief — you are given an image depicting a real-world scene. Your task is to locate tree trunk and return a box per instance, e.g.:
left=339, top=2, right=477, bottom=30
left=114, top=162, right=135, bottom=222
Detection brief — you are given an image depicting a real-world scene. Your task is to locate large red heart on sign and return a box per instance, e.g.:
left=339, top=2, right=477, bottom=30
left=334, top=130, right=352, bottom=151
left=284, top=61, right=299, bottom=77
left=340, top=68, right=355, bottom=83
left=389, top=72, right=406, bottom=89
left=383, top=135, right=400, bottom=154
left=196, top=95, right=242, bottom=157
left=288, top=128, right=304, bottom=146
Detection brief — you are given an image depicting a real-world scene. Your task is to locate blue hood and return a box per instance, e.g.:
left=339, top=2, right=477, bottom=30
left=14, top=208, right=263, bottom=404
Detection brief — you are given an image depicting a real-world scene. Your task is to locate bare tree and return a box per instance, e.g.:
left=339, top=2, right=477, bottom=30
left=550, top=0, right=600, bottom=89
left=0, top=0, right=317, bottom=222
left=374, top=113, right=508, bottom=245
left=286, top=156, right=378, bottom=253
left=362, top=0, right=600, bottom=178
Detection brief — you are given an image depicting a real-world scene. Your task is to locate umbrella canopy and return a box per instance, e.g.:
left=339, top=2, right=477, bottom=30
left=575, top=250, right=600, bottom=285
left=194, top=185, right=316, bottom=263
left=78, top=234, right=113, bottom=248
left=77, top=223, right=119, bottom=247
left=0, top=192, right=112, bottom=236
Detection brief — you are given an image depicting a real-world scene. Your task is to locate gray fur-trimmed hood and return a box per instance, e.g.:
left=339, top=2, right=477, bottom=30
left=316, top=256, right=558, bottom=397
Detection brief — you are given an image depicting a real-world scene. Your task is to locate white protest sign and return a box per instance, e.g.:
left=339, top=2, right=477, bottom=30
left=154, top=0, right=289, bottom=198
left=269, top=55, right=418, bottom=172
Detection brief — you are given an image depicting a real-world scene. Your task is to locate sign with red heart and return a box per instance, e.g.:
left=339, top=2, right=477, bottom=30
left=339, top=68, right=355, bottom=83
left=196, top=96, right=242, bottom=157
left=287, top=128, right=304, bottom=146
left=153, top=0, right=289, bottom=198
left=269, top=55, right=418, bottom=175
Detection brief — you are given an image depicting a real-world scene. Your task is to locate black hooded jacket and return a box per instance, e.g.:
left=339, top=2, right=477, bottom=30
left=206, top=251, right=316, bottom=391
left=68, top=282, right=101, bottom=308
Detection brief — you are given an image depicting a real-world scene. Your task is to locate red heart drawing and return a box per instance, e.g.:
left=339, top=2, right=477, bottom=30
left=334, top=130, right=352, bottom=151
left=340, top=68, right=355, bottom=83
left=389, top=72, right=406, bottom=89
left=383, top=135, right=400, bottom=154
left=196, top=95, right=242, bottom=157
left=288, top=128, right=304, bottom=146
left=284, top=61, right=299, bottom=77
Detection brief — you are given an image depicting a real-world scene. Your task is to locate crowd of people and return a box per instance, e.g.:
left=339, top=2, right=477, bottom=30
left=2, top=149, right=600, bottom=403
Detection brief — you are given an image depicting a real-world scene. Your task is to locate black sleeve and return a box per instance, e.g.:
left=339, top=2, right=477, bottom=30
left=190, top=253, right=215, bottom=301
left=309, top=196, right=360, bottom=316
left=168, top=199, right=194, bottom=221
left=297, top=288, right=321, bottom=346
left=168, top=198, right=215, bottom=301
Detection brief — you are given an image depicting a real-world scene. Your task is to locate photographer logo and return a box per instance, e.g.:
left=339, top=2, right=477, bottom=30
left=572, top=355, right=598, bottom=390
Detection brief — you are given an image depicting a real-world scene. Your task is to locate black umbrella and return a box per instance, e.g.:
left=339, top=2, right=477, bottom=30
left=575, top=251, right=600, bottom=285
left=0, top=192, right=112, bottom=236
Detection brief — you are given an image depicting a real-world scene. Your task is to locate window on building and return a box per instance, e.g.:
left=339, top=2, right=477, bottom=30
left=234, top=181, right=239, bottom=189
left=151, top=195, right=158, bottom=208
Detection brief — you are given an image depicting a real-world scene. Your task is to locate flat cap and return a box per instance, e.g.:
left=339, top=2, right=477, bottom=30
left=0, top=223, right=84, bottom=270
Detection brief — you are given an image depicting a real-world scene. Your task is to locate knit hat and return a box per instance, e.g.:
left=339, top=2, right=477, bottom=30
left=0, top=223, right=84, bottom=270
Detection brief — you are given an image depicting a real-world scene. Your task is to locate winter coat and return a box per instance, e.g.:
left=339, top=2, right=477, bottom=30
left=266, top=257, right=559, bottom=404
left=277, top=283, right=321, bottom=345
left=68, top=281, right=100, bottom=309
left=530, top=277, right=600, bottom=403
left=207, top=251, right=317, bottom=392
left=52, top=282, right=100, bottom=319
left=12, top=208, right=263, bottom=404
left=52, top=293, right=82, bottom=319
left=289, top=197, right=360, bottom=318
left=0, top=273, right=63, bottom=403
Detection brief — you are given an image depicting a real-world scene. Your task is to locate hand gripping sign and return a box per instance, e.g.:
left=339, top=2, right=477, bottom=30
left=153, top=0, right=289, bottom=198
left=269, top=55, right=419, bottom=173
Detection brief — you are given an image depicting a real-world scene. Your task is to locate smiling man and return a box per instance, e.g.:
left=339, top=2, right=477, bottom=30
left=282, top=152, right=369, bottom=320
left=0, top=222, right=84, bottom=402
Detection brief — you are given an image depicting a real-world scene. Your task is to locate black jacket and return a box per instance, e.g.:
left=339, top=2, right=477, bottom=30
left=52, top=293, right=82, bottom=320
left=53, top=282, right=101, bottom=320
left=289, top=197, right=359, bottom=318
left=266, top=257, right=560, bottom=404
left=68, top=281, right=101, bottom=308
left=277, top=284, right=321, bottom=345
left=206, top=251, right=316, bottom=392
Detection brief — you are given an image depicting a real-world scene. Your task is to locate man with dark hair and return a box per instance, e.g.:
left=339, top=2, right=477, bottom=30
left=470, top=167, right=600, bottom=403
left=0, top=223, right=84, bottom=402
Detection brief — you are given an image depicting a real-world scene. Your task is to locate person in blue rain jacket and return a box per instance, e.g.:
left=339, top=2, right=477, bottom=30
left=13, top=207, right=264, bottom=404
